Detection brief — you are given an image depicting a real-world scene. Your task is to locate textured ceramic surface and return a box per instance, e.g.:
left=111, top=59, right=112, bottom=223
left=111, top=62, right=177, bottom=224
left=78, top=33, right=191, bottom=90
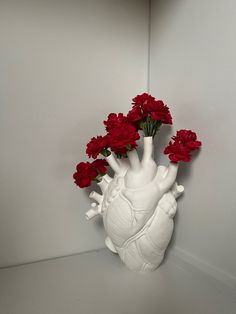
left=86, top=137, right=184, bottom=272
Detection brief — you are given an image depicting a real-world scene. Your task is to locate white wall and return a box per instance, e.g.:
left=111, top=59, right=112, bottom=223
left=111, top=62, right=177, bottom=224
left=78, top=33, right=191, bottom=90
left=0, top=0, right=149, bottom=267
left=150, top=0, right=236, bottom=282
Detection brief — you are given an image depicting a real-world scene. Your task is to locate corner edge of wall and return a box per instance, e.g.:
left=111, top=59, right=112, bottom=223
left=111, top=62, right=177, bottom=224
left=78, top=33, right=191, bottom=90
left=168, top=246, right=236, bottom=292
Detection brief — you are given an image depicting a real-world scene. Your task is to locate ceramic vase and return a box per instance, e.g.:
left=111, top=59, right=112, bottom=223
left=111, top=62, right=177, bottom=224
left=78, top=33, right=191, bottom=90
left=86, top=136, right=184, bottom=272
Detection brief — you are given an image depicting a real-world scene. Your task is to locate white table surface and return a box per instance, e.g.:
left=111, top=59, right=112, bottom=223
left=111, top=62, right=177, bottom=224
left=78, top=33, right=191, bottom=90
left=0, top=249, right=235, bottom=314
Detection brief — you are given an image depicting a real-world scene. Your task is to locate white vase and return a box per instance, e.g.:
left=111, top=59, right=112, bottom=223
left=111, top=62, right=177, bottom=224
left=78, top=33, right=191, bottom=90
left=86, top=137, right=184, bottom=272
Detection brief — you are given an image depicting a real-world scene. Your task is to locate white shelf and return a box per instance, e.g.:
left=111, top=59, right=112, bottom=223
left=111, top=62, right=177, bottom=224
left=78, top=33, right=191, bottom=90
left=0, top=249, right=235, bottom=314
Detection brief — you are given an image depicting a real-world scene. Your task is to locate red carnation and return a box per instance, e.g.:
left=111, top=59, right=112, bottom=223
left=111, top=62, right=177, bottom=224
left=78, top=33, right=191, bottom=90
left=164, top=142, right=192, bottom=162
left=91, top=159, right=108, bottom=174
left=132, top=93, right=155, bottom=108
left=143, top=99, right=172, bottom=124
left=73, top=159, right=109, bottom=188
left=131, top=93, right=172, bottom=137
left=126, top=106, right=144, bottom=129
left=164, top=129, right=201, bottom=163
left=104, top=113, right=127, bottom=132
left=86, top=135, right=109, bottom=159
left=174, top=130, right=201, bottom=150
left=73, top=162, right=98, bottom=188
left=108, top=124, right=140, bottom=155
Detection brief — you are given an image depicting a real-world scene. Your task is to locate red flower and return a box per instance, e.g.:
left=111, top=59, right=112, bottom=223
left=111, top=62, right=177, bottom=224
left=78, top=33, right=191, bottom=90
left=86, top=135, right=109, bottom=159
left=73, top=159, right=109, bottom=188
left=73, top=162, right=97, bottom=188
left=131, top=93, right=172, bottom=136
left=91, top=159, right=108, bottom=174
left=164, top=142, right=192, bottom=162
left=143, top=100, right=172, bottom=124
left=104, top=113, right=127, bottom=132
left=126, top=106, right=144, bottom=129
left=164, top=129, right=201, bottom=163
left=108, top=124, right=140, bottom=155
left=174, top=130, right=201, bottom=150
left=132, top=93, right=155, bottom=107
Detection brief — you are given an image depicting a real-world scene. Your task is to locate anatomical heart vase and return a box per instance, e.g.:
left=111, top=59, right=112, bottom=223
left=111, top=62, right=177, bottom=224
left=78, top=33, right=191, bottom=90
left=73, top=93, right=201, bottom=272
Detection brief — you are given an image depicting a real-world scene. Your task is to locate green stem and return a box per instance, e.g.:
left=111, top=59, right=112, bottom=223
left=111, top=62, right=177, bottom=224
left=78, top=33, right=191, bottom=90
left=100, top=148, right=111, bottom=157
left=94, top=177, right=101, bottom=183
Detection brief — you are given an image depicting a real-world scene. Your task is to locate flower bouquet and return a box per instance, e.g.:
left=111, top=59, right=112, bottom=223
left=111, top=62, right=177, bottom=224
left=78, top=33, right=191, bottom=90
left=73, top=93, right=201, bottom=272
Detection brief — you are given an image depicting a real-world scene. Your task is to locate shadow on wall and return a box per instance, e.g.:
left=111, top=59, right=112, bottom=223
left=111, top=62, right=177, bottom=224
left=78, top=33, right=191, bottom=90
left=153, top=124, right=172, bottom=165
left=167, top=152, right=200, bottom=253
left=153, top=0, right=182, bottom=15
left=149, top=0, right=181, bottom=31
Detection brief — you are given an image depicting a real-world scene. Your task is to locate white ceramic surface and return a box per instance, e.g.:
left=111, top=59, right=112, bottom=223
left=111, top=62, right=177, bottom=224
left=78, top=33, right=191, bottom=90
left=87, top=137, right=184, bottom=272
